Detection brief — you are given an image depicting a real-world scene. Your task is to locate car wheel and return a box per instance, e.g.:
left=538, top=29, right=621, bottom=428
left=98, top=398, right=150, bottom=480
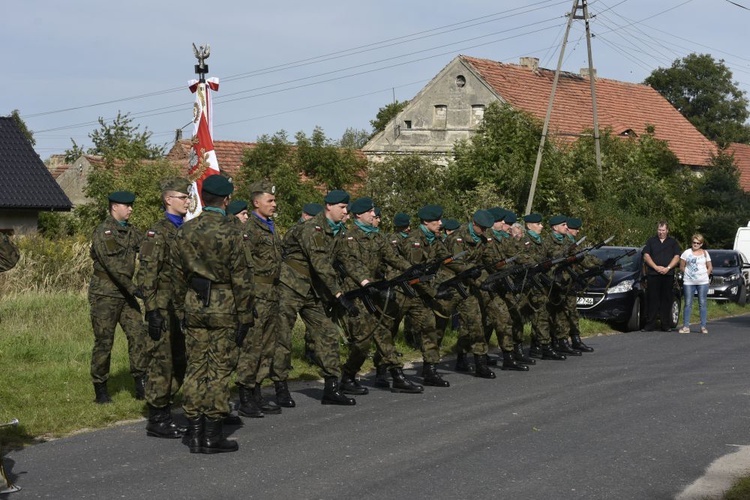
left=670, top=295, right=681, bottom=328
left=626, top=297, right=641, bottom=332
left=737, top=284, right=747, bottom=306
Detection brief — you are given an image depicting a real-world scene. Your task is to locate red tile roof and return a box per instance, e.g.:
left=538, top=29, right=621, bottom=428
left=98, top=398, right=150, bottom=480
left=166, top=140, right=257, bottom=177
left=727, top=143, right=750, bottom=192
left=461, top=56, right=717, bottom=167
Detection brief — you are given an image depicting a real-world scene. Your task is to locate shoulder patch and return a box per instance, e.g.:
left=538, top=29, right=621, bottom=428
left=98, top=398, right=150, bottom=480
left=104, top=229, right=112, bottom=236
left=146, top=230, right=156, bottom=238
left=391, top=239, right=398, bottom=244
left=456, top=238, right=463, bottom=243
left=347, top=236, right=354, bottom=240
left=525, top=241, right=531, bottom=246
left=412, top=242, right=421, bottom=248
left=243, top=233, right=250, bottom=241
left=314, top=225, right=322, bottom=232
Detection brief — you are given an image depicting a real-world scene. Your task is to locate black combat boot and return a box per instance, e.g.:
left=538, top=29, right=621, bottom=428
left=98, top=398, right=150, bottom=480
left=455, top=352, right=473, bottom=373
left=501, top=350, right=530, bottom=372
left=422, top=363, right=450, bottom=387
left=514, top=343, right=536, bottom=365
left=322, top=376, right=356, bottom=405
left=374, top=365, right=390, bottom=388
left=237, top=385, right=264, bottom=418
left=186, top=415, right=204, bottom=454
left=486, top=354, right=499, bottom=367
left=134, top=376, right=146, bottom=400
left=571, top=333, right=594, bottom=352
left=93, top=382, right=112, bottom=404
left=340, top=372, right=369, bottom=395
left=202, top=417, right=239, bottom=454
left=146, top=404, right=185, bottom=439
left=541, top=343, right=566, bottom=360
left=474, top=354, right=496, bottom=379
left=553, top=338, right=582, bottom=356
left=528, top=338, right=544, bottom=359
left=389, top=367, right=424, bottom=393
left=274, top=381, right=296, bottom=408
left=253, top=385, right=282, bottom=414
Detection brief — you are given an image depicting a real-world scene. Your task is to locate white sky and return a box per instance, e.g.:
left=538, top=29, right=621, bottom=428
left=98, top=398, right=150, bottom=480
left=4, top=0, right=750, bottom=160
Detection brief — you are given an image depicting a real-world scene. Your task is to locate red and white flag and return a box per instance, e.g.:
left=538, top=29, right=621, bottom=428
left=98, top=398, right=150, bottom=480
left=186, top=77, right=220, bottom=219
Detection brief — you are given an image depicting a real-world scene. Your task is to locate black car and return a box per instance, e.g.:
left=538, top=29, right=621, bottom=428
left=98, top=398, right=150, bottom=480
left=705, top=250, right=749, bottom=305
left=576, top=246, right=682, bottom=332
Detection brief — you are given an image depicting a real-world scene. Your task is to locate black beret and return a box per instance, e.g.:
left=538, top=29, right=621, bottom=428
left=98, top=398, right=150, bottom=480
left=567, top=217, right=582, bottom=229
left=108, top=191, right=135, bottom=204
left=442, top=218, right=461, bottom=231
left=350, top=197, right=375, bottom=215
left=249, top=180, right=276, bottom=195
left=503, top=211, right=518, bottom=224
left=488, top=207, right=506, bottom=222
left=374, top=207, right=381, bottom=217
left=303, top=203, right=324, bottom=216
left=473, top=209, right=495, bottom=229
left=227, top=200, right=248, bottom=215
left=324, top=190, right=350, bottom=205
left=160, top=177, right=191, bottom=194
left=549, top=214, right=568, bottom=226
left=417, top=204, right=443, bottom=221
left=523, top=213, right=543, bottom=223
left=202, top=175, right=234, bottom=196
left=393, top=212, right=411, bottom=227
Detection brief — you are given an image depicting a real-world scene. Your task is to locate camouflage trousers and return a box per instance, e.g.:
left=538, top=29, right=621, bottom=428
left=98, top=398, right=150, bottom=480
left=549, top=293, right=580, bottom=340
left=272, top=283, right=342, bottom=380
left=438, top=291, right=488, bottom=356
left=524, top=290, right=552, bottom=345
left=182, top=326, right=239, bottom=420
left=236, top=297, right=278, bottom=388
left=391, top=294, right=442, bottom=364
left=342, top=296, right=401, bottom=375
left=145, top=308, right=186, bottom=408
left=480, top=291, right=514, bottom=352
left=89, top=293, right=147, bottom=384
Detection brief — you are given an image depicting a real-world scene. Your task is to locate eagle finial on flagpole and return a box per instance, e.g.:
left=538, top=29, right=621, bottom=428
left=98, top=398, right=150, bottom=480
left=192, top=43, right=210, bottom=82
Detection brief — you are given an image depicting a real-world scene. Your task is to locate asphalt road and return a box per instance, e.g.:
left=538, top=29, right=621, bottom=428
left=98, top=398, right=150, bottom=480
left=5, top=314, right=750, bottom=499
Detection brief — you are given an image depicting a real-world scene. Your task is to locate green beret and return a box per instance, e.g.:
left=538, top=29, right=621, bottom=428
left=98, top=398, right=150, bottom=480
left=374, top=207, right=381, bottom=217
left=249, top=180, right=276, bottom=195
left=108, top=191, right=135, bottom=204
left=202, top=175, right=234, bottom=196
left=417, top=204, right=443, bottom=221
left=442, top=218, right=461, bottom=231
left=567, top=217, right=582, bottom=229
left=549, top=214, right=568, bottom=226
left=393, top=212, right=411, bottom=227
left=160, top=177, right=191, bottom=194
left=488, top=207, right=506, bottom=222
left=473, top=209, right=495, bottom=229
left=523, top=213, right=543, bottom=223
left=324, top=189, right=350, bottom=205
left=227, top=200, right=248, bottom=215
left=503, top=211, right=518, bottom=224
left=303, top=203, right=323, bottom=216
left=350, top=197, right=375, bottom=215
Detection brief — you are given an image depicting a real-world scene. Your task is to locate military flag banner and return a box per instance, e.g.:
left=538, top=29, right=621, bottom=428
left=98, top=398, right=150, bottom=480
left=186, top=77, right=220, bottom=219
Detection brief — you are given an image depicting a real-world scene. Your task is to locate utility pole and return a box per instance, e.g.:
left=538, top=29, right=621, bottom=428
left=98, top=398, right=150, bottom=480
left=524, top=0, right=602, bottom=214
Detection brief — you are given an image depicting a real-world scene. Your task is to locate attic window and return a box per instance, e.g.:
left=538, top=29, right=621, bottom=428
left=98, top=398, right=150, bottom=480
left=471, top=105, right=485, bottom=125
left=456, top=75, right=466, bottom=88
left=404, top=120, right=412, bottom=129
left=620, top=129, right=636, bottom=138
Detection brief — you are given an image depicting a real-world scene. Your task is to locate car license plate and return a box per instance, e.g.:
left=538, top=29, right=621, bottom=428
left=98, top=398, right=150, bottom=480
left=707, top=289, right=714, bottom=295
left=577, top=297, right=594, bottom=306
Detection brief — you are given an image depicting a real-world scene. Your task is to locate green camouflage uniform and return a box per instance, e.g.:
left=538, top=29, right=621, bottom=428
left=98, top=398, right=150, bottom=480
left=88, top=215, right=147, bottom=384
left=171, top=210, right=255, bottom=420
left=546, top=231, right=574, bottom=342
left=520, top=231, right=553, bottom=346
left=480, top=232, right=517, bottom=352
left=337, top=223, right=410, bottom=375
left=236, top=212, right=282, bottom=389
left=136, top=217, right=186, bottom=408
left=275, top=212, right=345, bottom=380
left=0, top=233, right=19, bottom=272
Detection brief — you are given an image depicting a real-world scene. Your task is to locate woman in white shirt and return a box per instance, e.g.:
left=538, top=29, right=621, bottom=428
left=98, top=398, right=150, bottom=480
left=679, top=233, right=713, bottom=334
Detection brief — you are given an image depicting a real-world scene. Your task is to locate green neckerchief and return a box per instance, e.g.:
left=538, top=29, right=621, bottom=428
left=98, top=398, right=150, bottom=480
left=203, top=206, right=226, bottom=216
left=492, top=229, right=510, bottom=241
left=399, top=231, right=409, bottom=239
left=327, top=217, right=345, bottom=236
left=354, top=219, right=379, bottom=235
left=117, top=220, right=128, bottom=227
left=552, top=231, right=564, bottom=242
left=526, top=230, right=542, bottom=244
left=567, top=234, right=576, bottom=243
left=467, top=223, right=482, bottom=243
left=419, top=224, right=436, bottom=245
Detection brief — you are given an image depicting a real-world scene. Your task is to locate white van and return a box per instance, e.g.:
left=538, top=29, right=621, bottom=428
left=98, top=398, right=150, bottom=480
left=735, top=222, right=750, bottom=258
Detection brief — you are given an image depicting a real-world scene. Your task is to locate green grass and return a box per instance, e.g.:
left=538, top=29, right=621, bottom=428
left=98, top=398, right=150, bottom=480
left=724, top=476, right=750, bottom=500
left=0, top=292, right=746, bottom=448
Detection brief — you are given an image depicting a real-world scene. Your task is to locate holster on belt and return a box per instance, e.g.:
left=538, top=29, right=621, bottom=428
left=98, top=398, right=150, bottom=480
left=189, top=276, right=212, bottom=307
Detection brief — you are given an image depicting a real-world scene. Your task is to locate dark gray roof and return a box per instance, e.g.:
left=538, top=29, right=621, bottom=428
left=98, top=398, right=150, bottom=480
left=0, top=117, right=72, bottom=210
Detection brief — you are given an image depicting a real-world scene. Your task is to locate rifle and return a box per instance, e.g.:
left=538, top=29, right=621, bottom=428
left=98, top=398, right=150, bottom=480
left=435, top=252, right=500, bottom=299
left=479, top=256, right=524, bottom=293
left=572, top=248, right=637, bottom=290
left=535, top=236, right=614, bottom=290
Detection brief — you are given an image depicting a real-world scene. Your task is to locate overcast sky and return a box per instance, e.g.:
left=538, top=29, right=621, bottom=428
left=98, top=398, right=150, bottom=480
left=5, top=0, right=749, bottom=160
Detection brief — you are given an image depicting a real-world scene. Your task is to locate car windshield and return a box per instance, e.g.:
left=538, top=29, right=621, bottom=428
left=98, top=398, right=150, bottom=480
left=588, top=247, right=640, bottom=272
left=708, top=250, right=738, bottom=268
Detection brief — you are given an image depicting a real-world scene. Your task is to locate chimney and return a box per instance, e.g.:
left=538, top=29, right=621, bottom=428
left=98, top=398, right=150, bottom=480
left=580, top=67, right=597, bottom=78
left=519, top=57, right=539, bottom=71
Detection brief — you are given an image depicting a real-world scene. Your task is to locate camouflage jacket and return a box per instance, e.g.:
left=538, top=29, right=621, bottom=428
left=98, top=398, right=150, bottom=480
left=279, top=212, right=344, bottom=302
left=443, top=224, right=487, bottom=289
left=337, top=224, right=410, bottom=293
left=171, top=210, right=255, bottom=327
left=0, top=233, right=19, bottom=273
left=245, top=212, right=283, bottom=301
left=399, top=226, right=456, bottom=297
left=136, top=217, right=179, bottom=313
left=89, top=215, right=143, bottom=298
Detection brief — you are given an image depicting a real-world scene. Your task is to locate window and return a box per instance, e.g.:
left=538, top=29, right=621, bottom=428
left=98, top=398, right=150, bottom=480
left=471, top=105, right=485, bottom=126
left=456, top=75, right=466, bottom=88
left=404, top=120, right=412, bottom=129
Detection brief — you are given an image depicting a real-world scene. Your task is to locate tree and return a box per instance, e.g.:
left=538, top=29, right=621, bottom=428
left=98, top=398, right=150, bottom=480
left=338, top=127, right=369, bottom=149
left=295, top=127, right=364, bottom=190
left=370, top=100, right=408, bottom=136
left=645, top=53, right=750, bottom=145
left=10, top=109, right=35, bottom=146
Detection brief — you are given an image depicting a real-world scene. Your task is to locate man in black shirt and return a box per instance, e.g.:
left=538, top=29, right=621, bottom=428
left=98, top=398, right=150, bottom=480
left=642, top=221, right=681, bottom=331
